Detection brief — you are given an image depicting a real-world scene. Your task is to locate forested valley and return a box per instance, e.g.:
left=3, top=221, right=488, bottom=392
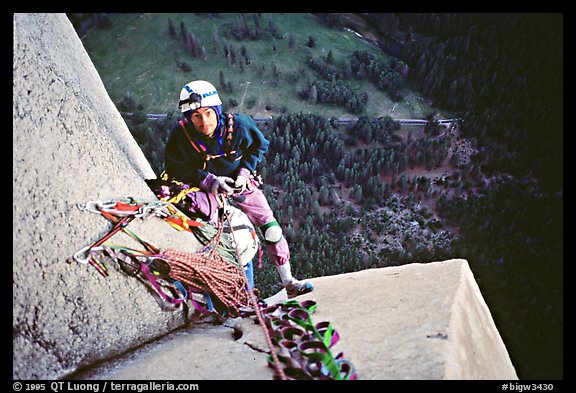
left=74, top=13, right=563, bottom=379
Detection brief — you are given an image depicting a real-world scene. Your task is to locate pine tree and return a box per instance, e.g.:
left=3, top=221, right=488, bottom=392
left=219, top=70, right=226, bottom=89
left=289, top=32, right=296, bottom=50
left=201, top=45, right=207, bottom=62
left=309, top=85, right=318, bottom=105
left=354, top=185, right=363, bottom=203
left=168, top=18, right=176, bottom=38
left=326, top=50, right=334, bottom=65
left=186, top=32, right=195, bottom=57
left=180, top=22, right=188, bottom=47
left=212, top=24, right=220, bottom=50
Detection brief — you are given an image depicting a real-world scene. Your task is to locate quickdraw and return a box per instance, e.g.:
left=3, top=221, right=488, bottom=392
left=77, top=197, right=204, bottom=232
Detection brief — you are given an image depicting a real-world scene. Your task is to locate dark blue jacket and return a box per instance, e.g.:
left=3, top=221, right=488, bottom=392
left=164, top=113, right=270, bottom=186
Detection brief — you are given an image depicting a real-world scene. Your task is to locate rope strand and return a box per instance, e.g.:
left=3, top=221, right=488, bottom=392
left=222, top=207, right=287, bottom=381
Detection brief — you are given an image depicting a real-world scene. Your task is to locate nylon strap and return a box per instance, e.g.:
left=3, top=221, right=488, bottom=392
left=259, top=220, right=281, bottom=232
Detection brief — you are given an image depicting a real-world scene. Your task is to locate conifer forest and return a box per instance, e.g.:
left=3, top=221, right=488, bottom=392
left=74, top=13, right=563, bottom=379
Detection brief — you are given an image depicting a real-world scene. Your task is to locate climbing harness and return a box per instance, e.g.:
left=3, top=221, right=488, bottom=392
left=146, top=171, right=225, bottom=226
left=179, top=113, right=242, bottom=171
left=146, top=173, right=258, bottom=266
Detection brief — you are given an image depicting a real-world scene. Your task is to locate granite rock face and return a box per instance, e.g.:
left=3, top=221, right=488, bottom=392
left=290, top=259, right=518, bottom=380
left=72, top=259, right=518, bottom=380
left=13, top=13, right=201, bottom=380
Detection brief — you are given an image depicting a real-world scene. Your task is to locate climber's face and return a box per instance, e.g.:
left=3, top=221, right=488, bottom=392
left=191, top=107, right=218, bottom=137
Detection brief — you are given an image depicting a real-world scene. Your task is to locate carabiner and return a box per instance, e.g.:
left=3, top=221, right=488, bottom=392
left=76, top=201, right=101, bottom=214
left=72, top=245, right=104, bottom=264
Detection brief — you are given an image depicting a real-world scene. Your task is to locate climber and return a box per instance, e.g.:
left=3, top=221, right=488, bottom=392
left=164, top=80, right=313, bottom=298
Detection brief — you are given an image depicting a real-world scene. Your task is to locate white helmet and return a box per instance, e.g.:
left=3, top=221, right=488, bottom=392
left=178, top=80, right=222, bottom=112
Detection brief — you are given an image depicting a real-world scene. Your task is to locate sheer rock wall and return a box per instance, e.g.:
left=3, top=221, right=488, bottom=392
left=13, top=13, right=201, bottom=380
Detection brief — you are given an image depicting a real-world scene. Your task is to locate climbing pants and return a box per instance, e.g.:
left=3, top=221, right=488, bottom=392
left=232, top=178, right=290, bottom=267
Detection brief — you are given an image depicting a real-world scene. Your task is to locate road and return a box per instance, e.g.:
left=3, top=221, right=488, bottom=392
left=120, top=112, right=460, bottom=127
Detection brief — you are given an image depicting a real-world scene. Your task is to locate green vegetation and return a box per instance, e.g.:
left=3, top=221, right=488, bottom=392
left=73, top=13, right=562, bottom=380
left=79, top=13, right=428, bottom=119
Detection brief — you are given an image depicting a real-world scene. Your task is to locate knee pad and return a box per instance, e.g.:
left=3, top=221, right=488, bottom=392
left=260, top=220, right=283, bottom=244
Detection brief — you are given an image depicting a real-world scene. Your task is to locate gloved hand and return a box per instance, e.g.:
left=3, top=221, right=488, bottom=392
left=201, top=173, right=235, bottom=195
left=234, top=175, right=248, bottom=194
left=234, top=167, right=251, bottom=194
left=212, top=176, right=235, bottom=195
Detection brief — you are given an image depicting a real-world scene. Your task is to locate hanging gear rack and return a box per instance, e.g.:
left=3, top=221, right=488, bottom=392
left=70, top=196, right=356, bottom=380
left=70, top=197, right=252, bottom=315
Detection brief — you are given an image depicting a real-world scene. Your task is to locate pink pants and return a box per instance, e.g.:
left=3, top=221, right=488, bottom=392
left=185, top=179, right=290, bottom=267
left=232, top=179, right=290, bottom=267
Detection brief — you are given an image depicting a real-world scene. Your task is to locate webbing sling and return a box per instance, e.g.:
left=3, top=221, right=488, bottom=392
left=260, top=299, right=357, bottom=380
left=71, top=199, right=189, bottom=304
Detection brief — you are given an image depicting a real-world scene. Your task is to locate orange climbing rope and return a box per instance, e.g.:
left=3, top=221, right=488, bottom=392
left=159, top=219, right=252, bottom=317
